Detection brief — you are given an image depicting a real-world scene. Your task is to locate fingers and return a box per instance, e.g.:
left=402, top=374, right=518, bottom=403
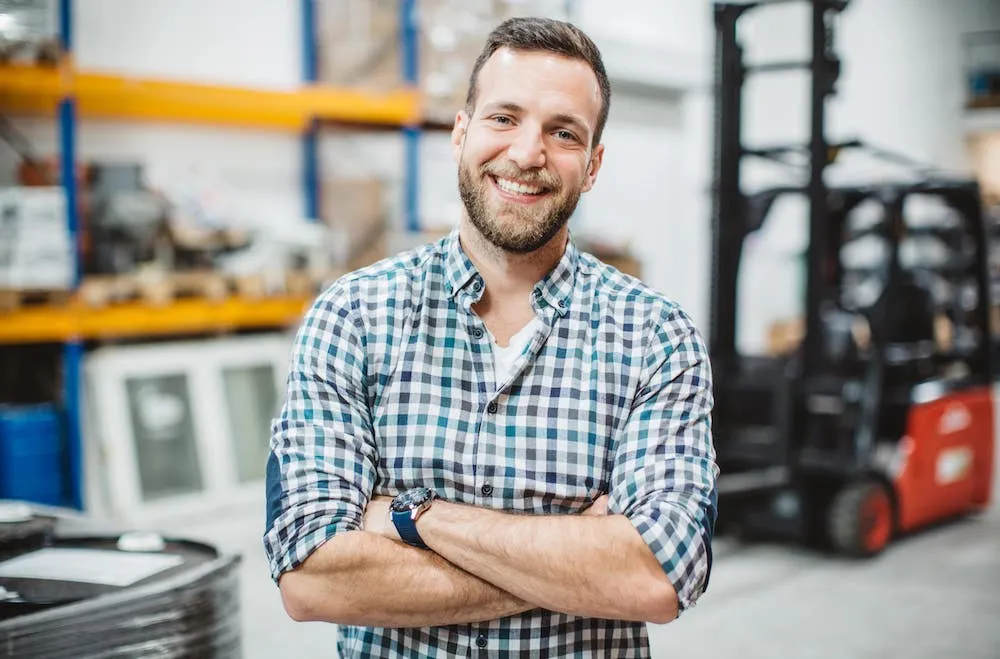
left=581, top=494, right=609, bottom=516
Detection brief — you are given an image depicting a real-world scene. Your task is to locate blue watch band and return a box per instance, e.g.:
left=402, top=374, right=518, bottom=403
left=391, top=509, right=427, bottom=548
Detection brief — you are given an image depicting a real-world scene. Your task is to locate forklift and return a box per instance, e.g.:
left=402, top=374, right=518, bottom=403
left=709, top=0, right=997, bottom=556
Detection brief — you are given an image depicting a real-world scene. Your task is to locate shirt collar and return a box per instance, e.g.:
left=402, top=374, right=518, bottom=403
left=443, top=228, right=577, bottom=317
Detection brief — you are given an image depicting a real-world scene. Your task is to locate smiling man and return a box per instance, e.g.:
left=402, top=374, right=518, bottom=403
left=264, top=16, right=719, bottom=658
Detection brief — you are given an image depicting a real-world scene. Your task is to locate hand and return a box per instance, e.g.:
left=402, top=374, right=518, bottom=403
left=581, top=494, right=609, bottom=516
left=363, top=495, right=401, bottom=542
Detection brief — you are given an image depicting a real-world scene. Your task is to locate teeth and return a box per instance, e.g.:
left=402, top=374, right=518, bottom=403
left=496, top=177, right=542, bottom=195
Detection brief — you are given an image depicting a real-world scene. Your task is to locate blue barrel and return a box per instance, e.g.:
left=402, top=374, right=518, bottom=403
left=0, top=405, right=64, bottom=507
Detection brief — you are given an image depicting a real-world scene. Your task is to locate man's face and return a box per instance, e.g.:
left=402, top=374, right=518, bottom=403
left=453, top=48, right=605, bottom=254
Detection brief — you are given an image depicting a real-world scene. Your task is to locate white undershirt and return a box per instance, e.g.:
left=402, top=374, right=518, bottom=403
left=490, top=317, right=542, bottom=387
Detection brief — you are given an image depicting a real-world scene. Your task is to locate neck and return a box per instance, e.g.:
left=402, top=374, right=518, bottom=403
left=458, top=218, right=568, bottom=300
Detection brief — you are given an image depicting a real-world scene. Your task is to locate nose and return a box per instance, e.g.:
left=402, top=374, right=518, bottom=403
left=506, top=124, right=546, bottom=170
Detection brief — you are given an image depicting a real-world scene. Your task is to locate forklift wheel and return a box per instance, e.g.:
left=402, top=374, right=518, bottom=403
left=827, top=480, right=894, bottom=557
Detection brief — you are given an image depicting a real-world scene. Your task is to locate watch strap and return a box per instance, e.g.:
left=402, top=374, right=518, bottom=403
left=392, top=509, right=428, bottom=549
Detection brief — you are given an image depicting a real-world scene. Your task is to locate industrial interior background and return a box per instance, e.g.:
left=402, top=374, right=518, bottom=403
left=0, top=0, right=998, bottom=657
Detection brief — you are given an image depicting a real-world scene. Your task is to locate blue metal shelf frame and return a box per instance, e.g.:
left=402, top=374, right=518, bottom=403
left=58, top=0, right=83, bottom=511
left=302, top=0, right=320, bottom=222
left=402, top=0, right=421, bottom=233
left=302, top=0, right=422, bottom=232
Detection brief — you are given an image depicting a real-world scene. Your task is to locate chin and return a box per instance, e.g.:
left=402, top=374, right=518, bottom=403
left=489, top=223, right=566, bottom=254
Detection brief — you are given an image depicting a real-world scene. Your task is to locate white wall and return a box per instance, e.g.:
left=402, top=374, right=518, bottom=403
left=569, top=0, right=716, bottom=325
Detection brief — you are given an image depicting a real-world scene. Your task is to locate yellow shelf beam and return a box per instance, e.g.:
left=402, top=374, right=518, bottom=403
left=0, top=64, right=421, bottom=130
left=0, top=296, right=312, bottom=345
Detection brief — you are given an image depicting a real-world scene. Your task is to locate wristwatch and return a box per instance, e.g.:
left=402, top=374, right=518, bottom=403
left=390, top=487, right=437, bottom=548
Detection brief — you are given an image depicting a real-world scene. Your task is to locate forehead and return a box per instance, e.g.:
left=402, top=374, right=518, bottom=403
left=475, top=47, right=601, bottom=125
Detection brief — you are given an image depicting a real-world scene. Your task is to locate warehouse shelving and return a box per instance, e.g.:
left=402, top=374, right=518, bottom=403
left=0, top=0, right=424, bottom=511
left=0, top=297, right=314, bottom=345
left=0, top=64, right=421, bottom=130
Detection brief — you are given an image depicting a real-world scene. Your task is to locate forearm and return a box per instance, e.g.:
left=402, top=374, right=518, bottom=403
left=417, top=502, right=677, bottom=623
left=279, top=529, right=533, bottom=627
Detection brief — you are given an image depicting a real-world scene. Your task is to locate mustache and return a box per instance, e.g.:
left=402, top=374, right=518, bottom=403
left=481, top=162, right=559, bottom=190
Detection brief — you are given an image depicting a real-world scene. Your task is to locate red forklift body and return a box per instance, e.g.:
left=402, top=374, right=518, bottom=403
left=895, top=387, right=995, bottom=533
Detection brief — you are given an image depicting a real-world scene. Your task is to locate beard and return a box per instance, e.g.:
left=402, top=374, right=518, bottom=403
left=457, top=153, right=583, bottom=254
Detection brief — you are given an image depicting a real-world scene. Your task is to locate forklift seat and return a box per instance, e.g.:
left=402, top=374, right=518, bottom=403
left=881, top=270, right=937, bottom=347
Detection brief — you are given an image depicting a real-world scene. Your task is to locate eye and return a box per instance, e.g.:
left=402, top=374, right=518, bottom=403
left=490, top=115, right=513, bottom=125
left=554, top=129, right=579, bottom=142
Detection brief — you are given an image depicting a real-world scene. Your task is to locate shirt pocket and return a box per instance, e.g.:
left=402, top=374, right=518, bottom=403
left=496, top=421, right=614, bottom=515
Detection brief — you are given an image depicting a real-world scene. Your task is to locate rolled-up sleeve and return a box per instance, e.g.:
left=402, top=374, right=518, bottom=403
left=263, top=283, right=377, bottom=583
left=608, top=307, right=719, bottom=612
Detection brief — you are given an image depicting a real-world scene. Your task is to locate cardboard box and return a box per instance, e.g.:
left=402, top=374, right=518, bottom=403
left=315, top=0, right=402, bottom=91
left=320, top=177, right=389, bottom=271
left=0, top=187, right=73, bottom=290
left=766, top=317, right=805, bottom=356
left=315, top=0, right=569, bottom=123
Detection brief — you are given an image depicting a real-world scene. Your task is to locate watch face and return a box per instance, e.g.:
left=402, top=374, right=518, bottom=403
left=390, top=488, right=434, bottom=512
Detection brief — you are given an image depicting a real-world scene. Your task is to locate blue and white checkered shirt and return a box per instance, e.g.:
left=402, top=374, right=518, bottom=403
left=264, top=230, right=719, bottom=658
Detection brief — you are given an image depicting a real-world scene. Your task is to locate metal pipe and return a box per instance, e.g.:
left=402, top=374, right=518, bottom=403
left=301, top=0, right=320, bottom=222
left=402, top=0, right=420, bottom=233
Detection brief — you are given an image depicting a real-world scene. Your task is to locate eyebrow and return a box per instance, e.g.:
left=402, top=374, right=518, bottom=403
left=481, top=102, right=592, bottom=140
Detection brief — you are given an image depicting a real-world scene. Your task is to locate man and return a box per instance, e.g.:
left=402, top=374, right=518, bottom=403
left=264, top=16, right=718, bottom=658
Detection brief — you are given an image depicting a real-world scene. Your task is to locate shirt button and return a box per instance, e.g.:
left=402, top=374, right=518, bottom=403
left=471, top=327, right=484, bottom=339
left=481, top=483, right=493, bottom=496
left=473, top=279, right=483, bottom=292
left=476, top=634, right=488, bottom=648
left=486, top=401, right=497, bottom=414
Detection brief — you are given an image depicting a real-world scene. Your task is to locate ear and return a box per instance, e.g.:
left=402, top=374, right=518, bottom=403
left=451, top=110, right=469, bottom=163
left=581, top=143, right=605, bottom=193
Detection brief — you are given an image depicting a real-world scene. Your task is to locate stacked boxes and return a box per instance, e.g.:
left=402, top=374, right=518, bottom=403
left=316, top=0, right=401, bottom=91
left=0, top=187, right=73, bottom=291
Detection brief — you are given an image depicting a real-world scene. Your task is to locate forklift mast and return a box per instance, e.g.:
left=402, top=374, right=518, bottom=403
left=709, top=0, right=848, bottom=378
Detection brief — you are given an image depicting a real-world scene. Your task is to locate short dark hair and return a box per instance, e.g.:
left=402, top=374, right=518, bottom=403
left=464, top=17, right=611, bottom=149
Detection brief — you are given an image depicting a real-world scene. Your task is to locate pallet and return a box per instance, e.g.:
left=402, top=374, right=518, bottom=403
left=77, top=270, right=231, bottom=308
left=76, top=269, right=337, bottom=308
left=0, top=268, right=340, bottom=312
left=0, top=288, right=72, bottom=313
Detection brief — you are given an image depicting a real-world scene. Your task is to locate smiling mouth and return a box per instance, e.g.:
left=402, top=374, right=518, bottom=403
left=490, top=175, right=550, bottom=200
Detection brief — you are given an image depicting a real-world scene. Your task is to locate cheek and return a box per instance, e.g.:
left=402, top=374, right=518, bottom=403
left=556, top=158, right=590, bottom=189
left=462, top=131, right=508, bottom=166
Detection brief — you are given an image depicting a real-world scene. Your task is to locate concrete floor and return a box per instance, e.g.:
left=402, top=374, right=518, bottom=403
left=166, top=493, right=1000, bottom=659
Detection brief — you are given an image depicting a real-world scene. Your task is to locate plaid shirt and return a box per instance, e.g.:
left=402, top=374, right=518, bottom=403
left=264, top=230, right=719, bottom=658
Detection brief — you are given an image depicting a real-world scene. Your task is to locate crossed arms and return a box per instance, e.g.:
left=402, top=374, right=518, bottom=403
left=278, top=493, right=680, bottom=627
